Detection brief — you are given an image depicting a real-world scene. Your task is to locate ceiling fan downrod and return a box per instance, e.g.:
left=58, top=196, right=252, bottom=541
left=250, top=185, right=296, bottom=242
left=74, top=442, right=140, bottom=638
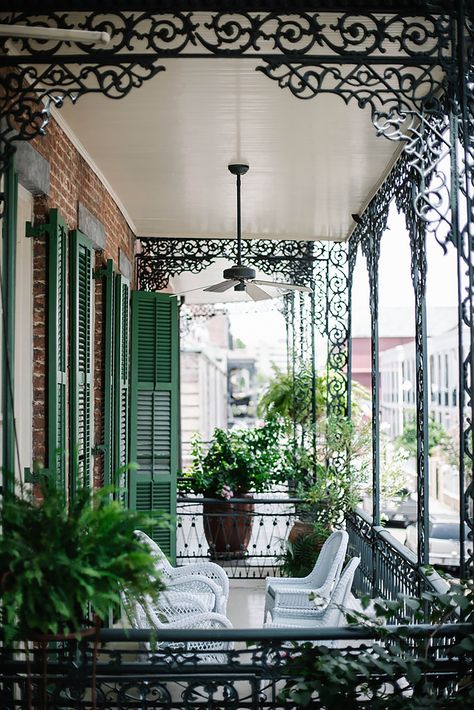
left=225, top=164, right=255, bottom=288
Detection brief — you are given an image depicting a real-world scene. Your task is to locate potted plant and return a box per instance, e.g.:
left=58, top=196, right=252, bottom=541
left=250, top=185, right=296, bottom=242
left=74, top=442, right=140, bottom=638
left=0, top=474, right=165, bottom=644
left=257, top=362, right=325, bottom=429
left=180, top=420, right=285, bottom=558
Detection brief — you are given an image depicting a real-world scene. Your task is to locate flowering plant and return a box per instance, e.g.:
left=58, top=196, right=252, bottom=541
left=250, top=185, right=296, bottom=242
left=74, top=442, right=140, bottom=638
left=179, top=419, right=286, bottom=498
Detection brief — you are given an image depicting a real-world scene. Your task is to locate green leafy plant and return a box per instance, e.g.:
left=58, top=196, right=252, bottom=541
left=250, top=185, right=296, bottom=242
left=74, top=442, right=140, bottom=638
left=281, top=576, right=474, bottom=708
left=180, top=419, right=286, bottom=498
left=278, top=527, right=328, bottom=578
left=257, top=362, right=325, bottom=427
left=291, top=415, right=371, bottom=526
left=0, top=475, right=166, bottom=642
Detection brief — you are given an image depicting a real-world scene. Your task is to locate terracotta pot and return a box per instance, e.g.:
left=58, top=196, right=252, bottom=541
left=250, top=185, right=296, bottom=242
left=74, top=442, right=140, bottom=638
left=203, top=494, right=254, bottom=559
left=288, top=520, right=328, bottom=557
left=288, top=519, right=316, bottom=546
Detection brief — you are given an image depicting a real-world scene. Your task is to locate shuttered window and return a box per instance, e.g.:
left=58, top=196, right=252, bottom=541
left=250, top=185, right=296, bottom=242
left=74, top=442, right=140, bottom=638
left=47, top=209, right=68, bottom=492
left=114, top=273, right=130, bottom=501
left=102, top=260, right=115, bottom=489
left=129, top=292, right=179, bottom=561
left=69, top=230, right=93, bottom=494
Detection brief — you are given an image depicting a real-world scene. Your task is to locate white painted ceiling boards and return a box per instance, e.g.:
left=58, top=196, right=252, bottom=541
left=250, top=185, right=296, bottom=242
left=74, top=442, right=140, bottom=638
left=59, top=57, right=401, bottom=244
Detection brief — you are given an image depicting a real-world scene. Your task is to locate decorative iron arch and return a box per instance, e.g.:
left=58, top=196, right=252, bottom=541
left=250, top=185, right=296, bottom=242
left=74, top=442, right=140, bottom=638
left=0, top=1, right=472, bottom=579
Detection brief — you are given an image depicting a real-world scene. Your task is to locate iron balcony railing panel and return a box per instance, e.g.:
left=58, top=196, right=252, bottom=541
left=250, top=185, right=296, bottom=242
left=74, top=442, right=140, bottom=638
left=347, top=508, right=454, bottom=621
left=0, top=625, right=470, bottom=709
left=176, top=494, right=299, bottom=579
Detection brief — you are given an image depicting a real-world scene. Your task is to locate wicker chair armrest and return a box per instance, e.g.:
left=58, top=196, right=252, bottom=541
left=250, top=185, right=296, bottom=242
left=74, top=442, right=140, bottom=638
left=272, top=586, right=329, bottom=610
left=166, top=574, right=221, bottom=598
left=171, top=564, right=229, bottom=597
left=265, top=576, right=307, bottom=590
left=154, top=591, right=209, bottom=618
left=164, top=611, right=233, bottom=630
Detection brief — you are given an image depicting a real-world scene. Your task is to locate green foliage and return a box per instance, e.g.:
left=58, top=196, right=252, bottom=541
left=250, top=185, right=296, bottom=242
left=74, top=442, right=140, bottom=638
left=257, top=362, right=325, bottom=427
left=0, top=476, right=165, bottom=642
left=278, top=529, right=328, bottom=578
left=281, top=577, right=474, bottom=708
left=180, top=419, right=286, bottom=498
left=395, top=414, right=453, bottom=458
left=292, top=415, right=372, bottom=528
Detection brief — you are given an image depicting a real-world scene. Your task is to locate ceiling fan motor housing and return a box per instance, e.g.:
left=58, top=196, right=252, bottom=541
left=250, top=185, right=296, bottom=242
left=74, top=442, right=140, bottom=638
left=223, top=265, right=256, bottom=280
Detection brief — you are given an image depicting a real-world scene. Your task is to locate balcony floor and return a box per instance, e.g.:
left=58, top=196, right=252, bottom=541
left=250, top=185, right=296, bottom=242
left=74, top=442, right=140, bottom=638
left=227, top=579, right=267, bottom=629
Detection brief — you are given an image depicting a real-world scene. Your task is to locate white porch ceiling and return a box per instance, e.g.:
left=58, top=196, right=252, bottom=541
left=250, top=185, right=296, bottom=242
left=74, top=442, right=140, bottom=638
left=59, top=57, right=401, bottom=243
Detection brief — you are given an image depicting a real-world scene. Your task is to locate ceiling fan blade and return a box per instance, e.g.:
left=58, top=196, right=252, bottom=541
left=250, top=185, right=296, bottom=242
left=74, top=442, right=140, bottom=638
left=253, top=279, right=312, bottom=293
left=246, top=282, right=274, bottom=301
left=171, top=284, right=217, bottom=297
left=203, top=280, right=237, bottom=293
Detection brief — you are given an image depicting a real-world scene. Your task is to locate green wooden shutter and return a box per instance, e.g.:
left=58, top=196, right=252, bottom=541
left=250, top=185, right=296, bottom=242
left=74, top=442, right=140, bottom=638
left=102, top=260, right=115, bottom=489
left=129, top=292, right=179, bottom=561
left=69, top=230, right=93, bottom=493
left=1, top=157, right=18, bottom=493
left=47, top=210, right=68, bottom=491
left=114, top=273, right=130, bottom=501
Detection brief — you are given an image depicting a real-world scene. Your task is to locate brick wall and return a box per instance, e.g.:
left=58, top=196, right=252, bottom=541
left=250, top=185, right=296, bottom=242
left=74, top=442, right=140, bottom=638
left=30, top=116, right=135, bottom=488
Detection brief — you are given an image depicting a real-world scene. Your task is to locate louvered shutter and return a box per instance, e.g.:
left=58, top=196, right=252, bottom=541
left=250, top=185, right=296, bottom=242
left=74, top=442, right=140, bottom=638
left=70, top=230, right=93, bottom=493
left=102, top=260, right=115, bottom=489
left=47, top=209, right=68, bottom=492
left=129, top=292, right=179, bottom=561
left=114, top=273, right=130, bottom=501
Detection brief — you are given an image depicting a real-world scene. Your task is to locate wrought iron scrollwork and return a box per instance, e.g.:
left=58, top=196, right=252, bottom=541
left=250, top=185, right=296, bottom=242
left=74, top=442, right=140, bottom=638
left=1, top=10, right=452, bottom=60
left=0, top=3, right=472, bottom=585
left=326, top=242, right=349, bottom=418
left=137, top=236, right=321, bottom=290
left=455, top=2, right=474, bottom=580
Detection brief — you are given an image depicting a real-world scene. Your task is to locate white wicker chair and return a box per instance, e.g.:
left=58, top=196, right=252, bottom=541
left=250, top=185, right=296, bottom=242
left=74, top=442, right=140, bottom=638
left=264, top=529, right=349, bottom=621
left=127, top=592, right=234, bottom=661
left=265, top=556, right=361, bottom=639
left=134, top=529, right=229, bottom=614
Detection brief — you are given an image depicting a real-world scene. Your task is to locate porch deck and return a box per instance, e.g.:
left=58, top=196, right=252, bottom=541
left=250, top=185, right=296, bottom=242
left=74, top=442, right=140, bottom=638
left=227, top=579, right=266, bottom=628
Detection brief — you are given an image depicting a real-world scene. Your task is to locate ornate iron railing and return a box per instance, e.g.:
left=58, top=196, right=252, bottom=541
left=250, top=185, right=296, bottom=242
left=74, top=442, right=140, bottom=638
left=347, top=507, right=449, bottom=611
left=176, top=495, right=298, bottom=579
left=0, top=625, right=470, bottom=709
left=177, top=500, right=453, bottom=598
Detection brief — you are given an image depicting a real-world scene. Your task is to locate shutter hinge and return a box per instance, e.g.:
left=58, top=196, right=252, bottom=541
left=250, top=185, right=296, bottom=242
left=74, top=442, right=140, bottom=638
left=24, top=466, right=51, bottom=483
left=94, top=261, right=114, bottom=280
left=92, top=444, right=105, bottom=457
left=25, top=221, right=55, bottom=239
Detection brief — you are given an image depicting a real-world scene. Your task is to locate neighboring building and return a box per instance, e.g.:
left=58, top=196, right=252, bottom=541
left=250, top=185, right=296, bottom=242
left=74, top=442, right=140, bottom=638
left=253, top=334, right=288, bottom=379
left=180, top=314, right=229, bottom=469
left=227, top=350, right=258, bottom=427
left=380, top=324, right=469, bottom=438
left=351, top=306, right=457, bottom=395
left=380, top=324, right=469, bottom=515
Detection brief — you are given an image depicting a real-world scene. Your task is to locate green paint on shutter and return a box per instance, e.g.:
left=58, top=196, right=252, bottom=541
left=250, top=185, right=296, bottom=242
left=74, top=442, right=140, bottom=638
left=47, top=210, right=68, bottom=492
left=70, top=230, right=93, bottom=494
left=1, top=157, right=18, bottom=493
left=130, top=292, right=179, bottom=561
left=102, top=260, right=115, bottom=489
left=114, top=273, right=130, bottom=502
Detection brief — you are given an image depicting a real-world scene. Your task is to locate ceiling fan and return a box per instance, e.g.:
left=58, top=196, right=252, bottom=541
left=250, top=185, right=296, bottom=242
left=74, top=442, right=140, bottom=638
left=173, top=164, right=312, bottom=301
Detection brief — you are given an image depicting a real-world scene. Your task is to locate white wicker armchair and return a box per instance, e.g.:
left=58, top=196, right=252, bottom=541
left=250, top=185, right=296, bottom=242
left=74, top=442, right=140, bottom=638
left=265, top=556, right=360, bottom=638
left=134, top=529, right=229, bottom=614
left=264, top=529, right=349, bottom=621
left=127, top=591, right=234, bottom=660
